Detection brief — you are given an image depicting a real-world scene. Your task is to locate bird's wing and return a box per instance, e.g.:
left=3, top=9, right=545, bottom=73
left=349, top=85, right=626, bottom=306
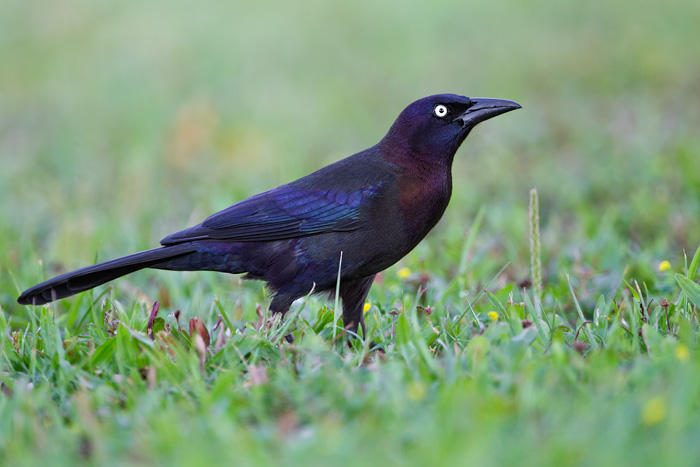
left=160, top=184, right=380, bottom=245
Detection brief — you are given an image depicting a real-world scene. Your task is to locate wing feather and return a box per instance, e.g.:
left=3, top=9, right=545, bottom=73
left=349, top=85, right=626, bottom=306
left=160, top=184, right=380, bottom=245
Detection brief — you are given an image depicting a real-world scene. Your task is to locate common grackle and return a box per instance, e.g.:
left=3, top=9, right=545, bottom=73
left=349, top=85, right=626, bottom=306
left=18, top=94, right=520, bottom=336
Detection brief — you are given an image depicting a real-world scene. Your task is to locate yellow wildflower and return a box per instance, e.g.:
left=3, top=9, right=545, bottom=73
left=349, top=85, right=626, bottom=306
left=641, top=397, right=666, bottom=425
left=676, top=344, right=690, bottom=362
left=406, top=381, right=427, bottom=400
left=487, top=311, right=499, bottom=321
left=397, top=267, right=411, bottom=279
left=658, top=260, right=671, bottom=272
left=363, top=302, right=371, bottom=313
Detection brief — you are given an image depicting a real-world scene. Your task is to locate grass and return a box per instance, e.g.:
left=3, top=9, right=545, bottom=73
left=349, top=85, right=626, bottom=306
left=2, top=0, right=700, bottom=465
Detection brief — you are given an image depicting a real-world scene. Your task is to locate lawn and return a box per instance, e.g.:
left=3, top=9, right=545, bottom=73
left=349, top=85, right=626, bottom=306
left=2, top=0, right=700, bottom=465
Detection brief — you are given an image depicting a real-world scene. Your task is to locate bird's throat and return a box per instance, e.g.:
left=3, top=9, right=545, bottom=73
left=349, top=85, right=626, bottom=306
left=396, top=169, right=452, bottom=242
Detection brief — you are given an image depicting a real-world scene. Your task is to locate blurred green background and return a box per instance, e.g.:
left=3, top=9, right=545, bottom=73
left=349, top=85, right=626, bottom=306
left=2, top=0, right=700, bottom=311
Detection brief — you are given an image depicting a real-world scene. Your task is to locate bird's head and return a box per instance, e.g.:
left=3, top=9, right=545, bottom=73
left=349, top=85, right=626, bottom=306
left=381, top=94, right=521, bottom=164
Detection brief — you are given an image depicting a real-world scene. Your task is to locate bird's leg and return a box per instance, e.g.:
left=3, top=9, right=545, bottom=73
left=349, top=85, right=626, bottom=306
left=269, top=294, right=296, bottom=343
left=340, top=274, right=376, bottom=340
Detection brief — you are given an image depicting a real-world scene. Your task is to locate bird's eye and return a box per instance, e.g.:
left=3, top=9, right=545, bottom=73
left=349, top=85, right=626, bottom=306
left=434, top=104, right=448, bottom=118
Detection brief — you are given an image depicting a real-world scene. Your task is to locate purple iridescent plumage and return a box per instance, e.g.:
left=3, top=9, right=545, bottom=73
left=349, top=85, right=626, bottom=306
left=18, top=94, right=520, bottom=337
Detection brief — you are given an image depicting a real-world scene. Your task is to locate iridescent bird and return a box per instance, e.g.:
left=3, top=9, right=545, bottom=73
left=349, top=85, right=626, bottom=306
left=18, top=94, right=520, bottom=336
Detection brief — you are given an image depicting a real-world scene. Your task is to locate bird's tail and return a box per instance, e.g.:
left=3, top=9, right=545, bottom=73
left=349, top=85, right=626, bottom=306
left=17, top=244, right=197, bottom=306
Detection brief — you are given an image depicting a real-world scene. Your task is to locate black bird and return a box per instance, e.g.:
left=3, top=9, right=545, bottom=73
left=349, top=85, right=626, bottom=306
left=18, top=94, right=520, bottom=336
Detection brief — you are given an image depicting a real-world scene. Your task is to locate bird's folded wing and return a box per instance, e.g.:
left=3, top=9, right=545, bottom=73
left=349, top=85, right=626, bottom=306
left=160, top=185, right=377, bottom=245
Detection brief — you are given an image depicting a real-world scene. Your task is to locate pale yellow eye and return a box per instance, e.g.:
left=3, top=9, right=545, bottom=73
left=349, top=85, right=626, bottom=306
left=434, top=104, right=448, bottom=118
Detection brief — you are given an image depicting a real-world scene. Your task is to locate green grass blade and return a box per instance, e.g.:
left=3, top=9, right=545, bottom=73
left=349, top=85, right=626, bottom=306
left=567, top=275, right=598, bottom=347
left=676, top=274, right=700, bottom=308
left=687, top=245, right=700, bottom=280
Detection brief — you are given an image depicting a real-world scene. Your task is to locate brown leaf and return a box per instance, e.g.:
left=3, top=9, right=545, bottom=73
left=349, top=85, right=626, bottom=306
left=147, top=302, right=160, bottom=340
left=255, top=303, right=264, bottom=331
left=214, top=316, right=228, bottom=353
left=194, top=333, right=207, bottom=374
left=276, top=412, right=299, bottom=438
left=155, top=330, right=177, bottom=358
left=244, top=364, right=269, bottom=388
left=103, top=305, right=118, bottom=337
left=189, top=317, right=210, bottom=349
left=158, top=285, right=171, bottom=308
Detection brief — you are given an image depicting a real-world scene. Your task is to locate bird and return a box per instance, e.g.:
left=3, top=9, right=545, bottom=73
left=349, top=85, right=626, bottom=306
left=17, top=94, right=520, bottom=337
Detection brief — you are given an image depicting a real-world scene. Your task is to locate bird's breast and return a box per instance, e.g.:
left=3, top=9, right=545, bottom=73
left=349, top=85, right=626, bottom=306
left=395, top=171, right=452, bottom=241
left=291, top=168, right=452, bottom=283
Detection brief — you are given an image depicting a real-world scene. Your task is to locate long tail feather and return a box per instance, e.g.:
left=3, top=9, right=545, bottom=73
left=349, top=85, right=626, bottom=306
left=17, top=244, right=196, bottom=305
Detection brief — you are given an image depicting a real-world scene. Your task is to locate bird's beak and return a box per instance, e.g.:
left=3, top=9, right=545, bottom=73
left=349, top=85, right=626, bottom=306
left=455, top=98, right=521, bottom=128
